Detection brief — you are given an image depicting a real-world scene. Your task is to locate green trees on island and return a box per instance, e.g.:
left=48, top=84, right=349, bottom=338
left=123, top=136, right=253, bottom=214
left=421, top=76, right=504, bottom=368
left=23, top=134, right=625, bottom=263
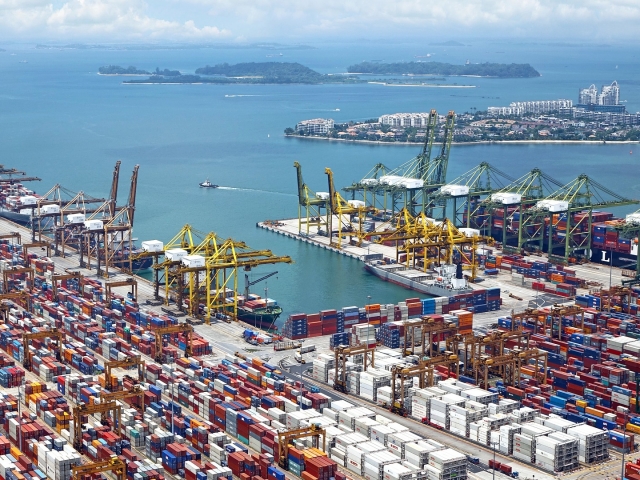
left=98, top=65, right=151, bottom=75
left=347, top=61, right=540, bottom=78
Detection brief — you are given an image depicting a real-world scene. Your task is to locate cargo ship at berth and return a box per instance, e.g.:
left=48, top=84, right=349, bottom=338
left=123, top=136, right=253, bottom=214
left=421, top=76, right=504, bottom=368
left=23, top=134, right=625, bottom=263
left=364, top=261, right=473, bottom=297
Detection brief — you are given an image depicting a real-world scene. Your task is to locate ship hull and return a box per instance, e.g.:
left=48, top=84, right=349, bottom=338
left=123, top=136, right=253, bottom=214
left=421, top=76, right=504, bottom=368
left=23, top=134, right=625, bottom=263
left=236, top=308, right=282, bottom=330
left=590, top=247, right=638, bottom=269
left=364, top=263, right=472, bottom=297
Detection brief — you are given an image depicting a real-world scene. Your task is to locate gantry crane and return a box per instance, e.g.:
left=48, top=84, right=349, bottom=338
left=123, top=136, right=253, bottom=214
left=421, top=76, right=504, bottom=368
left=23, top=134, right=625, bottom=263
left=473, top=348, right=547, bottom=390
left=598, top=285, right=633, bottom=313
left=100, top=385, right=146, bottom=424
left=0, top=291, right=32, bottom=313
left=23, top=328, right=64, bottom=371
left=294, top=161, right=328, bottom=235
left=73, top=401, right=122, bottom=451
left=2, top=266, right=34, bottom=293
left=548, top=304, right=584, bottom=340
left=51, top=271, right=84, bottom=297
left=389, top=353, right=459, bottom=415
left=370, top=210, right=491, bottom=280
left=151, top=324, right=193, bottom=362
left=325, top=167, right=375, bottom=248
left=172, top=238, right=292, bottom=322
left=403, top=316, right=458, bottom=358
left=72, top=458, right=126, bottom=480
left=102, top=164, right=139, bottom=278
left=104, top=355, right=145, bottom=389
left=473, top=352, right=520, bottom=390
left=104, top=278, right=138, bottom=301
left=277, top=424, right=326, bottom=469
left=333, top=343, right=376, bottom=393
left=0, top=232, right=22, bottom=245
left=511, top=307, right=547, bottom=334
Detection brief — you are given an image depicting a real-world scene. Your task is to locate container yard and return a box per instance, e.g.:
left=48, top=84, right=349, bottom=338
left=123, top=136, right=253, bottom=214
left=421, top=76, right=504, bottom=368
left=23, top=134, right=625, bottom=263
left=4, top=156, right=640, bottom=480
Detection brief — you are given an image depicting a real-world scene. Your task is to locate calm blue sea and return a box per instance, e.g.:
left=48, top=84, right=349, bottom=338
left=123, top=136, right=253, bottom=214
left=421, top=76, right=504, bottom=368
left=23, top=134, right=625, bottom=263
left=1, top=41, right=639, bottom=323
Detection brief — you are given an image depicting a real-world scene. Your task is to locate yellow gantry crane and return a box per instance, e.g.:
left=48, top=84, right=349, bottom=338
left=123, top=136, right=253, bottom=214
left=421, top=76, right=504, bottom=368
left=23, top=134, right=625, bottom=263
left=333, top=343, right=376, bottom=393
left=3, top=266, right=34, bottom=293
left=325, top=167, right=376, bottom=248
left=402, top=316, right=458, bottom=358
left=51, top=271, right=83, bottom=298
left=277, top=424, right=326, bottom=469
left=23, top=328, right=64, bottom=371
left=72, top=457, right=126, bottom=480
left=100, top=385, right=146, bottom=422
left=367, top=208, right=492, bottom=280
left=389, top=353, right=460, bottom=415
left=73, top=401, right=122, bottom=451
left=294, top=161, right=328, bottom=235
left=172, top=238, right=292, bottom=322
left=151, top=324, right=194, bottom=362
left=104, top=355, right=145, bottom=389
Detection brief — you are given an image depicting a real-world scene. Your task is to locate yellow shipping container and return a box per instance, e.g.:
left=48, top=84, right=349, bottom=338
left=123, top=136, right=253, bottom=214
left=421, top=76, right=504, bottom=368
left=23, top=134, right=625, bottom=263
left=585, top=407, right=604, bottom=418
left=626, top=423, right=640, bottom=434
left=576, top=400, right=588, bottom=408
left=10, top=446, right=21, bottom=458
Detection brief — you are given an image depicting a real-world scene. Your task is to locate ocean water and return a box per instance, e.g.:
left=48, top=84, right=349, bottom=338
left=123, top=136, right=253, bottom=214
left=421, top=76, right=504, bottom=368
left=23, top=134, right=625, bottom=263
left=1, top=41, right=639, bottom=323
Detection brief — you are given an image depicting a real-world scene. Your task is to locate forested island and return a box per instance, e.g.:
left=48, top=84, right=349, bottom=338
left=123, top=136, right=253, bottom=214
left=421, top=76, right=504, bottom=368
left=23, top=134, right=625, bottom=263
left=348, top=61, right=540, bottom=78
left=122, top=62, right=361, bottom=84
left=99, top=65, right=151, bottom=75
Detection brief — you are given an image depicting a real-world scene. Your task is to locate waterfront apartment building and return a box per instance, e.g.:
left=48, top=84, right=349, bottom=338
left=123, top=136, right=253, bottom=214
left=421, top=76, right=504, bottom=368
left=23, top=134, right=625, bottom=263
left=487, top=99, right=572, bottom=116
left=379, top=113, right=435, bottom=127
left=579, top=81, right=620, bottom=106
left=295, top=118, right=335, bottom=134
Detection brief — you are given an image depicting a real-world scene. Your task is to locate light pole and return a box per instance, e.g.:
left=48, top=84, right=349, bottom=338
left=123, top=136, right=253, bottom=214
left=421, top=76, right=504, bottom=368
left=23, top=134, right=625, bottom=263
left=622, top=412, right=629, bottom=480
left=609, top=248, right=613, bottom=290
left=366, top=295, right=372, bottom=350
left=492, top=440, right=497, bottom=480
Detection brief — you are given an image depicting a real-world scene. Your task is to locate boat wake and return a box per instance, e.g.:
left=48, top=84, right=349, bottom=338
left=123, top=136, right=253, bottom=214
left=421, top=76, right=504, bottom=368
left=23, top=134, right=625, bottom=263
left=224, top=94, right=264, bottom=98
left=217, top=186, right=295, bottom=196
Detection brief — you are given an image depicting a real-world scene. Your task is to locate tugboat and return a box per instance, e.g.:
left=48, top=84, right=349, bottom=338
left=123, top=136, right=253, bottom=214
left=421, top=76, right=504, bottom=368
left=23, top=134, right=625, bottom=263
left=199, top=178, right=219, bottom=188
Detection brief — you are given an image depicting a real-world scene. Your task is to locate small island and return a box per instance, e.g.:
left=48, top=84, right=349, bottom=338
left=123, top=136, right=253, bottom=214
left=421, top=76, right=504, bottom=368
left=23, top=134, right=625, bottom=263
left=122, top=62, right=362, bottom=85
left=99, top=65, right=151, bottom=75
left=348, top=61, right=541, bottom=78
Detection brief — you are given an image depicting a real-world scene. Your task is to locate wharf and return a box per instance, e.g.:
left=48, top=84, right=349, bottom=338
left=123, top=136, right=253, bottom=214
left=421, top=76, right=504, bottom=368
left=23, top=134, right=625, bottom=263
left=0, top=217, right=632, bottom=480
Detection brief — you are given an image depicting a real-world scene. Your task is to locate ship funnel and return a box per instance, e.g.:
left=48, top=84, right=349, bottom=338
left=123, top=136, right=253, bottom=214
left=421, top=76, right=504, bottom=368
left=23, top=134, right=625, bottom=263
left=456, top=263, right=463, bottom=280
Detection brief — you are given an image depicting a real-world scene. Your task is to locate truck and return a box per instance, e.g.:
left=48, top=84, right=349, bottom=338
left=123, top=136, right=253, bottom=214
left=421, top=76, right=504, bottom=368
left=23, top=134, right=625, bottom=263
left=300, top=344, right=316, bottom=354
left=294, top=351, right=305, bottom=364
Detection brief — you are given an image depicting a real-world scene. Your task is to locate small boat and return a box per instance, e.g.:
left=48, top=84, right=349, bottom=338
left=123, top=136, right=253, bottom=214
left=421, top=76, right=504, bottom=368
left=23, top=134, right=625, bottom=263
left=199, top=178, right=218, bottom=188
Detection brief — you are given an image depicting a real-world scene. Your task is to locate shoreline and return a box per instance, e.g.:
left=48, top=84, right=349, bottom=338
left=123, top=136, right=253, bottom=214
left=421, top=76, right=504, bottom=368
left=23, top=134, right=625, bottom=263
left=285, top=135, right=640, bottom=146
left=97, top=72, right=150, bottom=76
left=368, top=82, right=476, bottom=88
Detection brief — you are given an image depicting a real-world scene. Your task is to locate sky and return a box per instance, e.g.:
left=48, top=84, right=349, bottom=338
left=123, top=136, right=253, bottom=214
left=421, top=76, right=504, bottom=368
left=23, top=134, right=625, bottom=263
left=1, top=0, right=640, bottom=43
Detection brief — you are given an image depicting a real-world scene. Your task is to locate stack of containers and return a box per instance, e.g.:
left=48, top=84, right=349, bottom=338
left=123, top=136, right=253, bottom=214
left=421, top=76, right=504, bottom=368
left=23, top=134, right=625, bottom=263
left=359, top=369, right=391, bottom=402
left=404, top=440, right=444, bottom=469
left=342, top=306, right=360, bottom=329
left=448, top=401, right=487, bottom=437
left=411, top=388, right=445, bottom=423
left=377, top=324, right=401, bottom=349
left=426, top=449, right=467, bottom=480
left=362, top=450, right=401, bottom=480
left=535, top=432, right=579, bottom=472
left=312, top=354, right=334, bottom=383
left=566, top=424, right=609, bottom=464
left=386, top=431, right=422, bottom=458
left=429, top=394, right=465, bottom=430
left=320, top=310, right=339, bottom=336
left=499, top=425, right=522, bottom=455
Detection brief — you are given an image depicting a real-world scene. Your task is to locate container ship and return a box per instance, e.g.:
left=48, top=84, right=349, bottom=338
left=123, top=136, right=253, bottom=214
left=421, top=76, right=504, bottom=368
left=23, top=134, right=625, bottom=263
left=235, top=297, right=283, bottom=330
left=363, top=261, right=473, bottom=297
left=470, top=207, right=640, bottom=268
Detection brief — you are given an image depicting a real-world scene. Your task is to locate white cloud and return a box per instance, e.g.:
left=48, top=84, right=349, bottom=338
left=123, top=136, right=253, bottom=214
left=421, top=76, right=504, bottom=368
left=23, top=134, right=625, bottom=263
left=1, top=0, right=639, bottom=41
left=0, top=0, right=230, bottom=40
left=195, top=0, right=640, bottom=40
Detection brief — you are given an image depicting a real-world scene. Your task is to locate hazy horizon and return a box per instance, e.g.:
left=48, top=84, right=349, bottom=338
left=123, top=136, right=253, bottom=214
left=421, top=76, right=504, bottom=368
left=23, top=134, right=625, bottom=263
left=1, top=1, right=640, bottom=45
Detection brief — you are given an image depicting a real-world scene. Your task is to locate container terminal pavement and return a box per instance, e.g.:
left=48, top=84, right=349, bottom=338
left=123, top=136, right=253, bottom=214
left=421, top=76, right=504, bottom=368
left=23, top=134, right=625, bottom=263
left=0, top=219, right=634, bottom=480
